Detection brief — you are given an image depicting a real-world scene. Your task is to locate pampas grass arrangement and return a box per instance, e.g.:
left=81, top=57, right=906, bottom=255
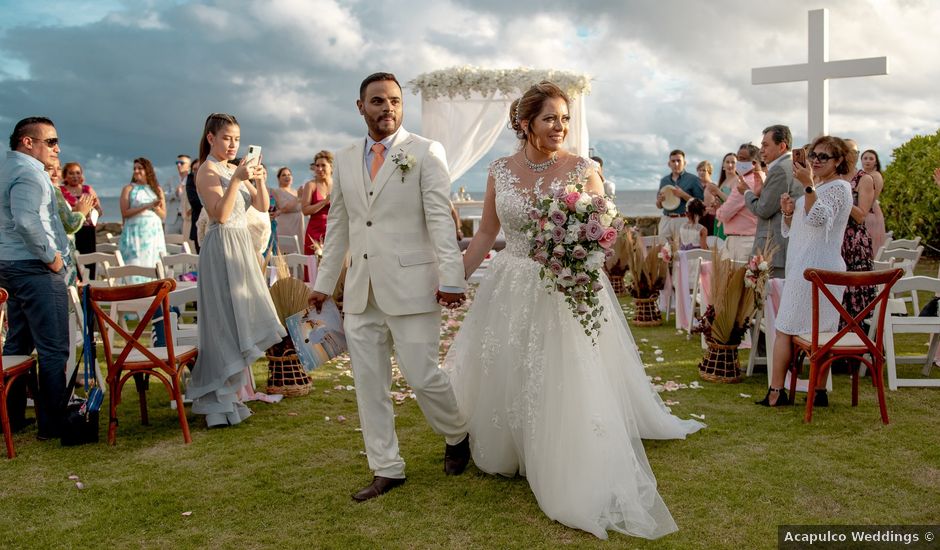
left=623, top=229, right=671, bottom=299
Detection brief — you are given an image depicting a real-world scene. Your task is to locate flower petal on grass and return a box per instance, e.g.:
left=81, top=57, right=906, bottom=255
left=690, top=413, right=705, bottom=420
left=739, top=393, right=752, bottom=398
left=68, top=475, right=80, bottom=481
left=182, top=511, right=193, bottom=517
left=75, top=482, right=85, bottom=489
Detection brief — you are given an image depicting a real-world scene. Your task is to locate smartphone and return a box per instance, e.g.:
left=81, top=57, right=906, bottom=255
left=792, top=148, right=805, bottom=167
left=245, top=145, right=262, bottom=164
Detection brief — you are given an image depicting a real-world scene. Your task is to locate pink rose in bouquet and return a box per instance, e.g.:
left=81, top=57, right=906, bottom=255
left=598, top=227, right=618, bottom=249
left=564, top=192, right=581, bottom=211
left=584, top=219, right=604, bottom=241
left=550, top=209, right=567, bottom=226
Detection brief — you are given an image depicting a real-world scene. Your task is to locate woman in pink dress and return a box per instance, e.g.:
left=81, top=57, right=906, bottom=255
left=301, top=150, right=333, bottom=255
left=860, top=149, right=887, bottom=253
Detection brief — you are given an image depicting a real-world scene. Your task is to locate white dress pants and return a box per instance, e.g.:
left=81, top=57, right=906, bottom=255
left=343, top=289, right=467, bottom=478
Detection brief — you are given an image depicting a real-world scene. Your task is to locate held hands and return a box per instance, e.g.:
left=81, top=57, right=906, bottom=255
left=437, top=290, right=465, bottom=309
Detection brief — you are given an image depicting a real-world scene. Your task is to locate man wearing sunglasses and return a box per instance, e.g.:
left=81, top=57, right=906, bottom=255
left=0, top=116, right=71, bottom=440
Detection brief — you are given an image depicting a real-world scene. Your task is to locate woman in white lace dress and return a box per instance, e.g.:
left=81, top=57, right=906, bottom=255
left=759, top=135, right=853, bottom=407
left=443, top=82, right=704, bottom=541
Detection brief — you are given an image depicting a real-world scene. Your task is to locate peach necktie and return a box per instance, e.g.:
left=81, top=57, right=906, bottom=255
left=369, top=143, right=386, bottom=180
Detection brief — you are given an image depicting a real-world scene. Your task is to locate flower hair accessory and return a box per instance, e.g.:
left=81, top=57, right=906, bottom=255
left=390, top=151, right=417, bottom=183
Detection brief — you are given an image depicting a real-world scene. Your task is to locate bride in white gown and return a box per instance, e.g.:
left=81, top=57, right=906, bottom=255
left=443, top=82, right=704, bottom=540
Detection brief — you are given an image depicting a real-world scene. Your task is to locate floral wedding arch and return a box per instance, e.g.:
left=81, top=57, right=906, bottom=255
left=408, top=67, right=592, bottom=184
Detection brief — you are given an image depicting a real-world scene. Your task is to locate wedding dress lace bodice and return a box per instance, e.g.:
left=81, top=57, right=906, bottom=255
left=491, top=156, right=594, bottom=258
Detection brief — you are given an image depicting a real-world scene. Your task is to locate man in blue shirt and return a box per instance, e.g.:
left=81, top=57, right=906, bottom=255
left=656, top=149, right=703, bottom=243
left=0, top=116, right=70, bottom=440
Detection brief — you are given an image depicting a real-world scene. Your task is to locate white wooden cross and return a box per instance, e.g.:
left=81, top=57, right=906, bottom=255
left=752, top=8, right=888, bottom=139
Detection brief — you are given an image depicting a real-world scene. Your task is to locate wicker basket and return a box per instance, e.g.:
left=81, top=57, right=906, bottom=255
left=265, top=350, right=313, bottom=397
left=698, top=338, right=742, bottom=383
left=609, top=274, right=627, bottom=297
left=631, top=294, right=663, bottom=327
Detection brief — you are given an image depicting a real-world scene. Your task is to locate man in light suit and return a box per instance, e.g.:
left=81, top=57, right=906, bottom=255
left=739, top=124, right=804, bottom=278
left=308, top=72, right=470, bottom=501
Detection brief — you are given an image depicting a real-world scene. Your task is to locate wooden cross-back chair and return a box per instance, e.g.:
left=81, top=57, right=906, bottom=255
left=85, top=279, right=195, bottom=445
left=787, top=268, right=904, bottom=424
left=0, top=288, right=39, bottom=459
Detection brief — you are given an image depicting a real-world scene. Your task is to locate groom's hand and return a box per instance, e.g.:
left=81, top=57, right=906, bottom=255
left=308, top=291, right=330, bottom=313
left=436, top=290, right=465, bottom=309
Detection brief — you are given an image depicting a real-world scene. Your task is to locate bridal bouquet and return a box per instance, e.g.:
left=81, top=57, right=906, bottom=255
left=524, top=181, right=624, bottom=342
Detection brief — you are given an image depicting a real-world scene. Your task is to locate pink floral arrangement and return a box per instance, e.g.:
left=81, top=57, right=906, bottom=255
left=524, top=179, right=624, bottom=341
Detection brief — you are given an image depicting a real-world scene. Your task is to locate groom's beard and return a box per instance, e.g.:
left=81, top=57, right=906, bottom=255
left=366, top=113, right=399, bottom=139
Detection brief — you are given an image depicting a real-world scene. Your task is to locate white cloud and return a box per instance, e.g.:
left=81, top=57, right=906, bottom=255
left=0, top=0, right=937, bottom=204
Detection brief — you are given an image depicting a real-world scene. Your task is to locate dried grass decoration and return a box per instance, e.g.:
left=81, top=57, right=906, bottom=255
left=604, top=230, right=631, bottom=296
left=265, top=254, right=314, bottom=397
left=623, top=230, right=671, bottom=326
left=695, top=246, right=774, bottom=382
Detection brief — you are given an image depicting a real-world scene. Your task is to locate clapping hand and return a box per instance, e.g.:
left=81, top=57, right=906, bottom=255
left=75, top=194, right=95, bottom=216
left=735, top=175, right=749, bottom=195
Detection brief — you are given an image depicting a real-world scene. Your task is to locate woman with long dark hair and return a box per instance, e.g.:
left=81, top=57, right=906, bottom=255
left=119, top=157, right=166, bottom=283
left=186, top=113, right=285, bottom=428
left=861, top=149, right=887, bottom=252
left=60, top=161, right=103, bottom=276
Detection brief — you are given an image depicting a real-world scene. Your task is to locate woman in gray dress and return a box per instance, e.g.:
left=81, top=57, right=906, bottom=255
left=189, top=113, right=286, bottom=427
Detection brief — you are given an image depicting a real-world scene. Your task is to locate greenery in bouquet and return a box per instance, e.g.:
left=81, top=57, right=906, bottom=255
left=623, top=229, right=671, bottom=299
left=695, top=247, right=774, bottom=345
left=523, top=178, right=624, bottom=342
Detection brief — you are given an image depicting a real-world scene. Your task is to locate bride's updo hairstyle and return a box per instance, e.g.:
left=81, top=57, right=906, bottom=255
left=509, top=81, right=571, bottom=144
left=199, top=112, right=240, bottom=164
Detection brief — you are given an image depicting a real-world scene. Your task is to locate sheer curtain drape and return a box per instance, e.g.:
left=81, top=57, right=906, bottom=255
left=421, top=92, right=589, bottom=183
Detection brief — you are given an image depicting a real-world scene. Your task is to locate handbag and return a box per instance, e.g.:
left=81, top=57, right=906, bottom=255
left=919, top=296, right=939, bottom=318
left=61, top=286, right=104, bottom=446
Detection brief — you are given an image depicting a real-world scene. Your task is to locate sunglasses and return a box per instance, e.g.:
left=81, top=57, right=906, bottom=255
left=27, top=136, right=59, bottom=148
left=175, top=160, right=188, bottom=165
left=808, top=152, right=839, bottom=162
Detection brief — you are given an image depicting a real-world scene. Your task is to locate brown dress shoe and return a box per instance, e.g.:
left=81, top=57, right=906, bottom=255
left=443, top=435, right=471, bottom=475
left=351, top=476, right=406, bottom=502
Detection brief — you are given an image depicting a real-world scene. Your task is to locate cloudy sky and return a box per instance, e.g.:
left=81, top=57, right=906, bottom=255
left=1, top=0, right=937, bottom=201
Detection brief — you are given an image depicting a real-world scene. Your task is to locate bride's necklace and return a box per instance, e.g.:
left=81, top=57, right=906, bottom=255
left=523, top=147, right=557, bottom=173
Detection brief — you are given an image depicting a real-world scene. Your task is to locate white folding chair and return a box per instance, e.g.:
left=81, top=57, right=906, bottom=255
left=879, top=247, right=924, bottom=312
left=705, top=236, right=724, bottom=250
left=96, top=242, right=120, bottom=253
left=159, top=252, right=199, bottom=281
left=277, top=235, right=301, bottom=255
left=283, top=253, right=311, bottom=280
left=75, top=251, right=125, bottom=286
left=106, top=233, right=121, bottom=244
left=164, top=234, right=189, bottom=246
left=883, top=237, right=921, bottom=251
left=164, top=242, right=192, bottom=255
left=681, top=249, right=712, bottom=334
left=879, top=276, right=940, bottom=390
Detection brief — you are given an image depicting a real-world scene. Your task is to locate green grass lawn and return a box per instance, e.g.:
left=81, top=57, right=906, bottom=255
left=1, top=261, right=938, bottom=549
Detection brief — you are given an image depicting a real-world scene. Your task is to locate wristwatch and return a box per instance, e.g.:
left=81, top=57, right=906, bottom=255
left=804, top=186, right=814, bottom=194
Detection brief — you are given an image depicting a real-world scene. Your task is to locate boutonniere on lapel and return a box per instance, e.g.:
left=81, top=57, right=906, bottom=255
left=390, top=151, right=417, bottom=183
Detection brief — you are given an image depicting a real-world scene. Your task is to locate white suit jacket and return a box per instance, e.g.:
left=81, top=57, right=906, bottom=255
left=312, top=128, right=465, bottom=316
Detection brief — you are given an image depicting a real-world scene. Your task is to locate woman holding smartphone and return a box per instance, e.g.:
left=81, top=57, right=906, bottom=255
left=187, top=113, right=285, bottom=428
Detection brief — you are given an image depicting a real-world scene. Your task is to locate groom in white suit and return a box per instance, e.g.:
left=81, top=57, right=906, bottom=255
left=309, top=73, right=470, bottom=501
